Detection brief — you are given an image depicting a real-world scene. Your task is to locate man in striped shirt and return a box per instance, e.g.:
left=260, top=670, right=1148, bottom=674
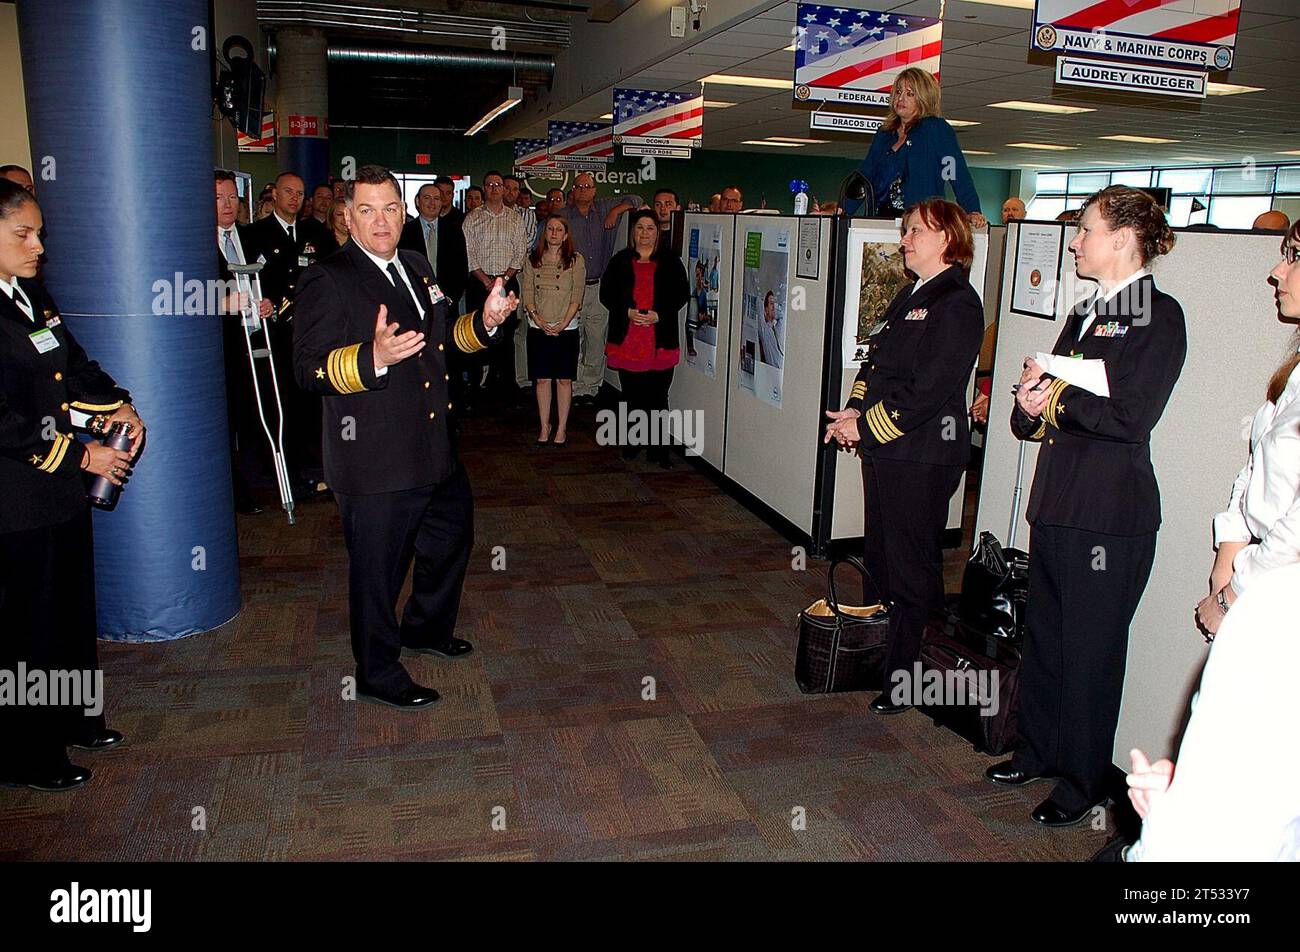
left=463, top=170, right=529, bottom=405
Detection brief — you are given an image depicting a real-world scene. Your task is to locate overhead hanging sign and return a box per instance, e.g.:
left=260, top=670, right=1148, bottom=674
left=810, top=111, right=884, bottom=134
left=613, top=88, right=703, bottom=154
left=1055, top=56, right=1207, bottom=99
left=1031, top=0, right=1240, bottom=72
left=547, top=121, right=614, bottom=168
left=513, top=138, right=554, bottom=176
left=793, top=5, right=942, bottom=107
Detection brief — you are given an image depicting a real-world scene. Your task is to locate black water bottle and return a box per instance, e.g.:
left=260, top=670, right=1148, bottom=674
left=88, top=422, right=132, bottom=508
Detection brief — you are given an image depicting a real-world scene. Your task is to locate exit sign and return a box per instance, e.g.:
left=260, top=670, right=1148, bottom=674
left=415, top=153, right=431, bottom=165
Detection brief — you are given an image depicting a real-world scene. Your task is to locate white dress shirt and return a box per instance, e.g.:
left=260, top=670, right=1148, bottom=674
left=218, top=226, right=246, bottom=265
left=1212, top=361, right=1300, bottom=596
left=1128, top=560, right=1300, bottom=862
left=0, top=276, right=35, bottom=322
left=1077, top=268, right=1148, bottom=340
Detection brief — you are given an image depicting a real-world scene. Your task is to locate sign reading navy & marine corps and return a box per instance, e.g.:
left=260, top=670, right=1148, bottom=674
left=1031, top=0, right=1240, bottom=72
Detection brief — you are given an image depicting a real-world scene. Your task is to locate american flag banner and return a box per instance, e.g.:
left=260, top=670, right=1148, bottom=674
left=513, top=139, right=553, bottom=172
left=237, top=110, right=275, bottom=153
left=793, top=6, right=942, bottom=108
left=547, top=121, right=614, bottom=168
left=613, top=89, right=704, bottom=149
left=1032, top=0, right=1241, bottom=71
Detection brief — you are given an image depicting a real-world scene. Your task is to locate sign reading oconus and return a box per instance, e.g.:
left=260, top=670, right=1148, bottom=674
left=792, top=5, right=942, bottom=107
left=1031, top=0, right=1240, bottom=74
left=613, top=88, right=702, bottom=160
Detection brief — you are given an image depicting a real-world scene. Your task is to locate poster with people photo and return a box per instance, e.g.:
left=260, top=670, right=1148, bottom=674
left=738, top=225, right=789, bottom=408
left=683, top=222, right=722, bottom=378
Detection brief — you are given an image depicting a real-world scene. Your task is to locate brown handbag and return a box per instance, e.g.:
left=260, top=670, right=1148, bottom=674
left=795, top=556, right=891, bottom=694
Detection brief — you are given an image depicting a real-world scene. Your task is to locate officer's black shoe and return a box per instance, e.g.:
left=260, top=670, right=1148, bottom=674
left=69, top=729, right=125, bottom=752
left=1089, top=836, right=1132, bottom=862
left=868, top=694, right=911, bottom=715
left=984, top=761, right=1047, bottom=787
left=357, top=683, right=441, bottom=710
left=1030, top=797, right=1096, bottom=828
left=406, top=637, right=474, bottom=659
left=0, top=763, right=93, bottom=792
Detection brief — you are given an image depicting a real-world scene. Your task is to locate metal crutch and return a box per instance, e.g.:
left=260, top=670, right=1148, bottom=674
left=229, top=262, right=296, bottom=525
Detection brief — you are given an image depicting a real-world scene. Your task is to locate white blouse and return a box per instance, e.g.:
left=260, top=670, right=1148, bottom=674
left=1212, top=359, right=1300, bottom=596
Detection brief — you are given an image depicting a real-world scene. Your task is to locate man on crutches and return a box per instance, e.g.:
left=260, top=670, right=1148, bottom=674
left=216, top=170, right=295, bottom=522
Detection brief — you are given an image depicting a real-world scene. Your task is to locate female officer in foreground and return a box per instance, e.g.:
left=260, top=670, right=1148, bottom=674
left=825, top=198, right=984, bottom=715
left=987, top=186, right=1186, bottom=828
left=0, top=179, right=144, bottom=792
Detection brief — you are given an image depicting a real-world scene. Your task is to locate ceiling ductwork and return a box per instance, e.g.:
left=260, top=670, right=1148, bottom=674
left=258, top=1, right=575, bottom=47
left=268, top=41, right=557, bottom=75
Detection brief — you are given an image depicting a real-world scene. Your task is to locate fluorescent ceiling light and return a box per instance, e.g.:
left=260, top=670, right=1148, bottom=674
left=947, top=119, right=980, bottom=127
left=465, top=85, right=523, bottom=136
left=963, top=0, right=1034, bottom=8
left=1020, top=163, right=1065, bottom=169
left=598, top=113, right=613, bottom=120
left=704, top=73, right=794, bottom=89
left=741, top=139, right=803, bottom=147
left=963, top=150, right=995, bottom=155
left=766, top=136, right=830, bottom=144
left=704, top=100, right=736, bottom=108
left=990, top=100, right=1095, bottom=114
left=1099, top=134, right=1180, bottom=144
left=1007, top=142, right=1077, bottom=151
left=784, top=42, right=796, bottom=51
left=1206, top=82, right=1264, bottom=96
left=1277, top=150, right=1300, bottom=156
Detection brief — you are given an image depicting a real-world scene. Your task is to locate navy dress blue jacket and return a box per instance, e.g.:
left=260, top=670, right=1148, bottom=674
left=843, top=116, right=982, bottom=216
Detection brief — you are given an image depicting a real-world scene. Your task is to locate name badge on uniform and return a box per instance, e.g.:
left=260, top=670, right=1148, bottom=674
left=427, top=283, right=446, bottom=305
left=29, top=328, right=59, bottom=353
left=298, top=256, right=311, bottom=268
left=904, top=307, right=928, bottom=321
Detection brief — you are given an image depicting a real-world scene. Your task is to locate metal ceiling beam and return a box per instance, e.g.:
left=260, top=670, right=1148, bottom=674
left=258, top=1, right=573, bottom=46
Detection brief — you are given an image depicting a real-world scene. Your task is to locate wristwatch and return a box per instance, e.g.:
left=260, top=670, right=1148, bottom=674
left=1215, top=589, right=1231, bottom=615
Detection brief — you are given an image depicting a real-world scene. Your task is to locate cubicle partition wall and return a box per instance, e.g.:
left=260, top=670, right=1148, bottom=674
left=668, top=212, right=736, bottom=471
left=976, top=223, right=1288, bottom=765
left=720, top=214, right=836, bottom=536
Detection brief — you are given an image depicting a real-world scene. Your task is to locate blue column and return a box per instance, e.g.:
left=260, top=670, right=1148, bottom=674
left=17, top=0, right=240, bottom=640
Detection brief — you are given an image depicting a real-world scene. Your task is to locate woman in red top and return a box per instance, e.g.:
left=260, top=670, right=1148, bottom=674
left=600, top=209, right=690, bottom=467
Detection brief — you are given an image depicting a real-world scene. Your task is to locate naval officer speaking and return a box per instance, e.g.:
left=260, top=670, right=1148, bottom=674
left=293, top=165, right=515, bottom=710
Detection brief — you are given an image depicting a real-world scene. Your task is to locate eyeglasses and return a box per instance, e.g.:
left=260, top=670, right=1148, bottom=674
left=1284, top=244, right=1300, bottom=265
left=485, top=182, right=503, bottom=189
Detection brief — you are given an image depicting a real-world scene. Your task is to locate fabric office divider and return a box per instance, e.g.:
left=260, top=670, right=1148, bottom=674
left=667, top=213, right=736, bottom=471
left=976, top=223, right=1288, bottom=764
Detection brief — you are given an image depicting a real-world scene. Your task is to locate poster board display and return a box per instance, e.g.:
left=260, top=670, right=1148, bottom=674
left=737, top=224, right=791, bottom=409
left=667, top=213, right=735, bottom=471
left=722, top=215, right=834, bottom=535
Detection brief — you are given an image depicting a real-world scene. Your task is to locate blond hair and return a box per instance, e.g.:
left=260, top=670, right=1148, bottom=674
left=883, top=68, right=942, bottom=132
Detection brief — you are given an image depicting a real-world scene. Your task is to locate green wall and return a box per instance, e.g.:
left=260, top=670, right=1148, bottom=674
left=233, top=128, right=1014, bottom=217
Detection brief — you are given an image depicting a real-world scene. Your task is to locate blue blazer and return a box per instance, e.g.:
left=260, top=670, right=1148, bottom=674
left=843, top=116, right=981, bottom=216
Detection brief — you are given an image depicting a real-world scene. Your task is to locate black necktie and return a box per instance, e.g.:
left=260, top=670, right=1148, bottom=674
left=288, top=224, right=295, bottom=245
left=387, top=262, right=424, bottom=319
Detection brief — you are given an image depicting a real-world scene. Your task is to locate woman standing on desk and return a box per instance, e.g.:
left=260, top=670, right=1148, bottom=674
left=841, top=67, right=987, bottom=230
left=986, top=186, right=1186, bottom=828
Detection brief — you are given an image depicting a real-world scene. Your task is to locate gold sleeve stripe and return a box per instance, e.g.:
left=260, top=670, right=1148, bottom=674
left=454, top=312, right=487, bottom=354
left=69, top=399, right=124, bottom=412
left=850, top=382, right=867, bottom=399
left=866, top=402, right=904, bottom=443
left=1042, top=378, right=1069, bottom=428
left=326, top=344, right=365, bottom=394
left=864, top=405, right=891, bottom=444
left=1029, top=420, right=1047, bottom=441
left=37, top=433, right=72, bottom=473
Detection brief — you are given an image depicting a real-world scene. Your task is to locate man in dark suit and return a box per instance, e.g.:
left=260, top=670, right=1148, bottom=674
left=400, top=184, right=471, bottom=414
left=293, top=165, right=515, bottom=709
left=245, top=171, right=329, bottom=496
left=435, top=175, right=464, bottom=230
left=399, top=183, right=468, bottom=304
left=216, top=170, right=275, bottom=514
